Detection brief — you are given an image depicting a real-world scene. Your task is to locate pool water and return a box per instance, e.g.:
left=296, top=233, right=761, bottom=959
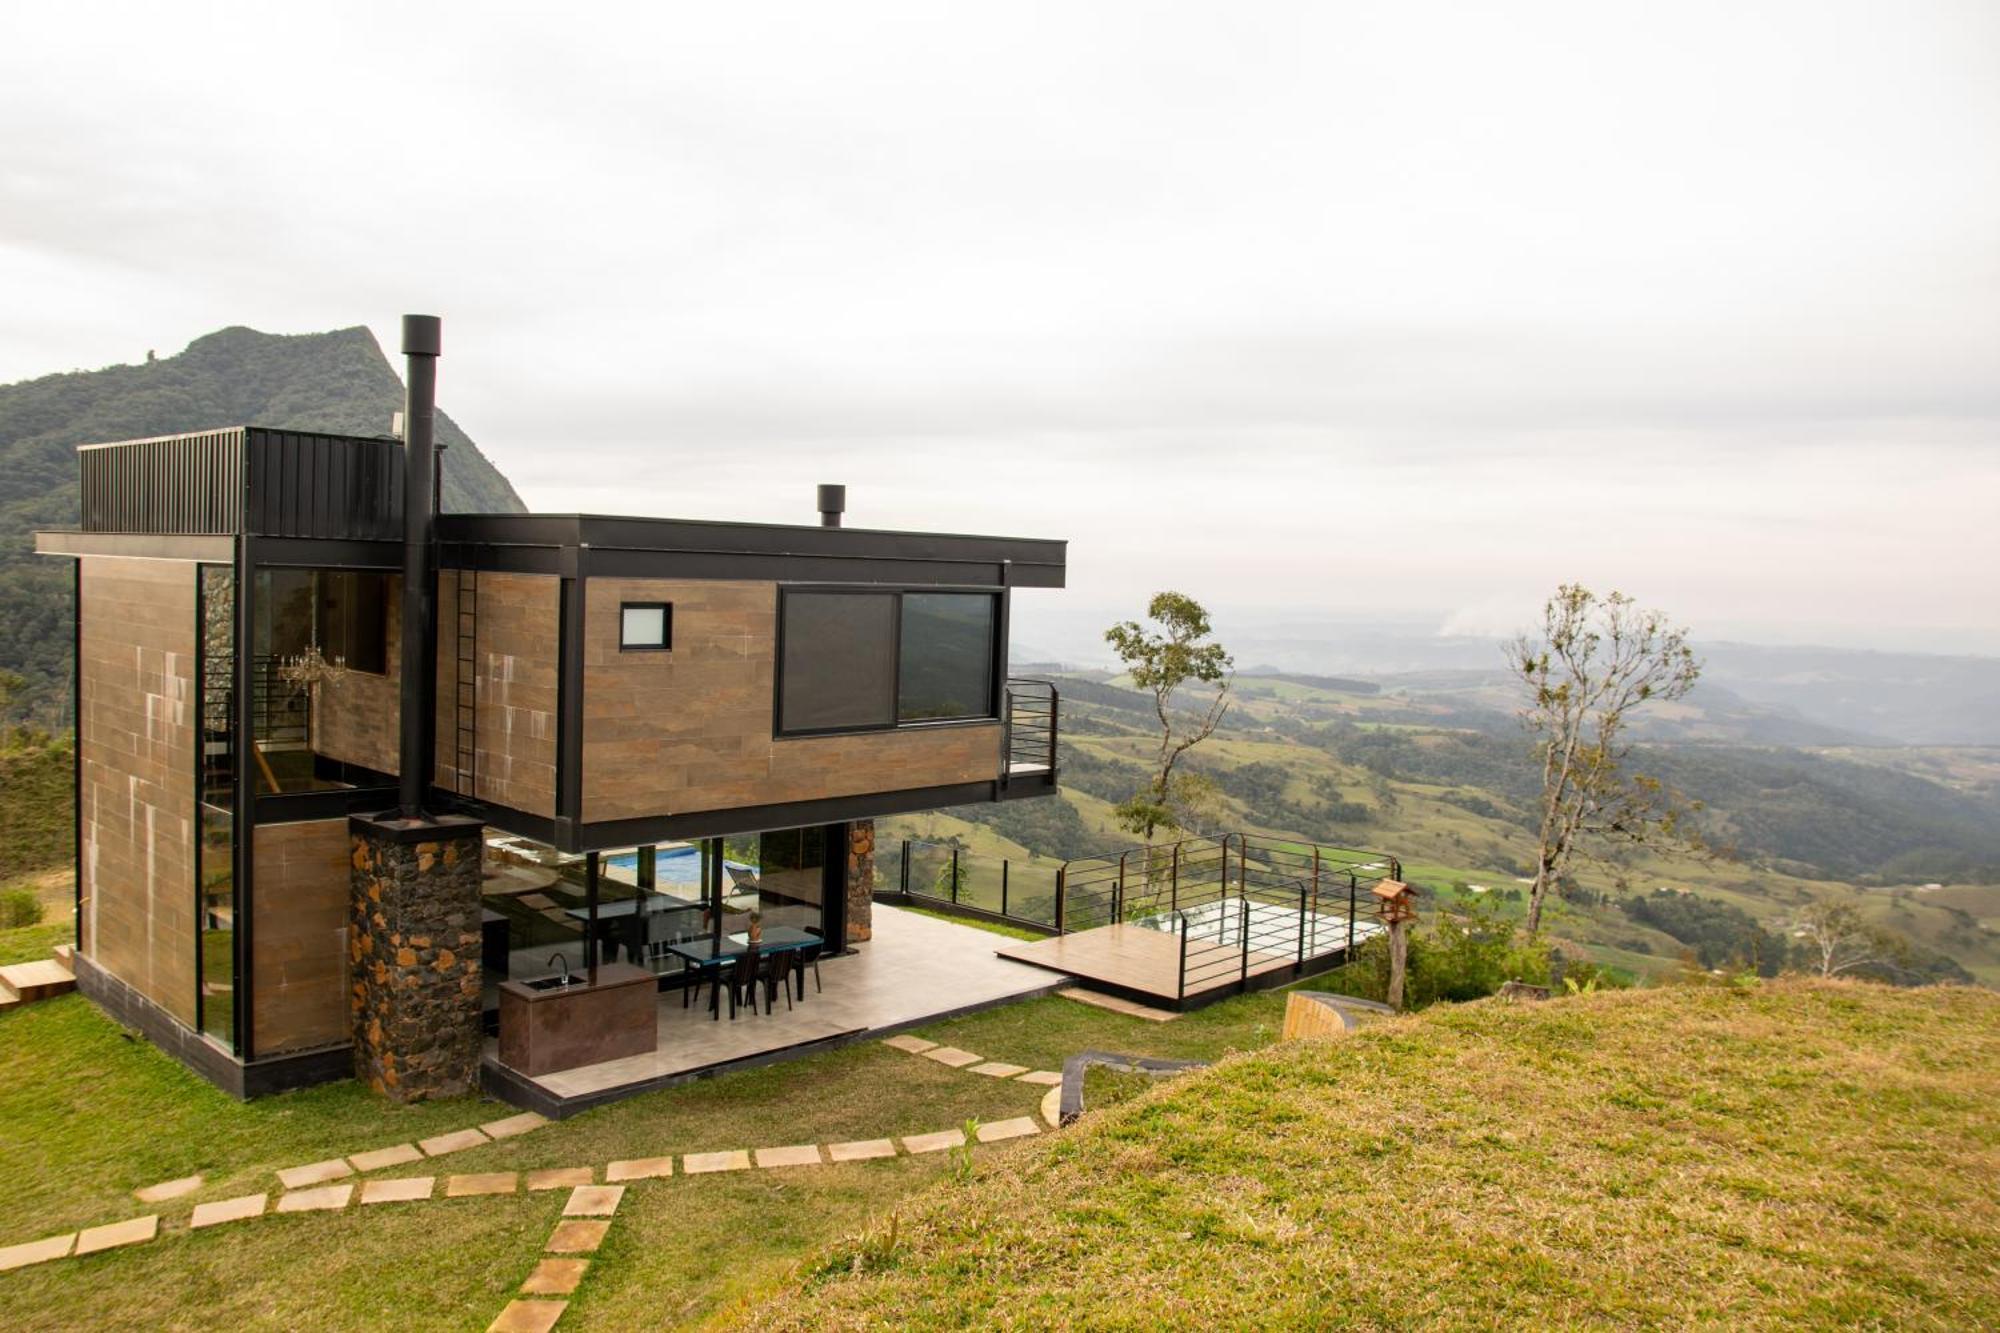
left=601, top=847, right=753, bottom=888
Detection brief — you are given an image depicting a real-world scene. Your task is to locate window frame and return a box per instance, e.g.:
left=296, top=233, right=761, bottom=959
left=773, top=584, right=1005, bottom=739
left=618, top=601, right=674, bottom=653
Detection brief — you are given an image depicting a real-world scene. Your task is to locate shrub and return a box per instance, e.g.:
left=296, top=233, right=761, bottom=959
left=0, top=888, right=44, bottom=928
left=1317, top=898, right=1604, bottom=1009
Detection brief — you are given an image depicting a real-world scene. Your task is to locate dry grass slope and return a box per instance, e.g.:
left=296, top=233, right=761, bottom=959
left=719, top=980, right=2000, bottom=1331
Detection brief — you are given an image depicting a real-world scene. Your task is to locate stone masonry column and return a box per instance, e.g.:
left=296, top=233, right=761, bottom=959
left=845, top=819, right=876, bottom=944
left=349, top=813, right=486, bottom=1101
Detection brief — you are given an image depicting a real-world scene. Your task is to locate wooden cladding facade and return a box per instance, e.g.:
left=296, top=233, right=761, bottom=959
left=581, top=578, right=1002, bottom=824
left=250, top=818, right=350, bottom=1054
left=78, top=557, right=199, bottom=1027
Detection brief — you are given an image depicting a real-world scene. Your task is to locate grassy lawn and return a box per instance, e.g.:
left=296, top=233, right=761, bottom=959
left=0, top=919, right=71, bottom=967
left=1, top=976, right=1305, bottom=1329
left=727, top=980, right=2000, bottom=1330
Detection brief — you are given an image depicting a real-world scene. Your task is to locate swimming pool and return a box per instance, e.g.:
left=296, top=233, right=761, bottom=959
left=600, top=846, right=753, bottom=887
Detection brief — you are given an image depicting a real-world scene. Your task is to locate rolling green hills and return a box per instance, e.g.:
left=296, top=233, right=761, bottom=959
left=0, top=325, right=526, bottom=724
left=886, top=670, right=2000, bottom=985
left=726, top=980, right=2000, bottom=1329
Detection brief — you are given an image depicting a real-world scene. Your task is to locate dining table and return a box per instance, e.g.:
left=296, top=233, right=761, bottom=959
left=666, top=927, right=820, bottom=1016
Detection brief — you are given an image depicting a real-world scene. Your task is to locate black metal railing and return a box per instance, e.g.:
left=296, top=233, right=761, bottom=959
left=892, top=838, right=1064, bottom=934
left=1057, top=832, right=1402, bottom=1000
left=1001, top=678, right=1059, bottom=786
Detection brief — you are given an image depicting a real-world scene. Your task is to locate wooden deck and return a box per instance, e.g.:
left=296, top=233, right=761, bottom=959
left=994, top=923, right=1303, bottom=1005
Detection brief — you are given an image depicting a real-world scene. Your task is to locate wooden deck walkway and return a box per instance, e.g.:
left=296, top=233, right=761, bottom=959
left=994, top=923, right=1302, bottom=1005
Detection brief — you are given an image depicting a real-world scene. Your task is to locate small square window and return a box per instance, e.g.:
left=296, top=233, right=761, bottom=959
left=620, top=602, right=671, bottom=651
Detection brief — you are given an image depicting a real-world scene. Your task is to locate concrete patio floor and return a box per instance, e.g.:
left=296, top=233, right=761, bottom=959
left=483, top=905, right=1064, bottom=1114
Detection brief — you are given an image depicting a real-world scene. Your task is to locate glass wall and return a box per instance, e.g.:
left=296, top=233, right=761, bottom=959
left=249, top=568, right=393, bottom=794
left=196, top=565, right=236, bottom=1048
left=897, top=593, right=996, bottom=721
left=476, top=827, right=834, bottom=1004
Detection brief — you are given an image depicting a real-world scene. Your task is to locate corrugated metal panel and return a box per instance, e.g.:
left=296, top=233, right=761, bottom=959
left=243, top=428, right=403, bottom=539
left=78, top=429, right=245, bottom=533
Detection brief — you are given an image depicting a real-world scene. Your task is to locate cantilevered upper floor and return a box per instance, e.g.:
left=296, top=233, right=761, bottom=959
left=37, top=427, right=1066, bottom=852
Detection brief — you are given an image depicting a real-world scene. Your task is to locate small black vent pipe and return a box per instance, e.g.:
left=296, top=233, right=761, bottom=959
left=398, top=315, right=442, bottom=818
left=817, top=484, right=845, bottom=528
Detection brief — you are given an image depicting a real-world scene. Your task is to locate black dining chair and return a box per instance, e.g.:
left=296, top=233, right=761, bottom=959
left=757, top=949, right=793, bottom=1014
left=792, top=929, right=824, bottom=1002
left=714, top=949, right=760, bottom=1021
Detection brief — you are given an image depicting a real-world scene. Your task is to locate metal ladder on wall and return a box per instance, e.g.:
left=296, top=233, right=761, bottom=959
left=453, top=568, right=478, bottom=796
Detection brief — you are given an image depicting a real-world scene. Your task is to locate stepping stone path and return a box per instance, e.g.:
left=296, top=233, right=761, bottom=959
left=921, top=1046, right=982, bottom=1068
left=1017, top=1069, right=1064, bottom=1086
left=190, top=1194, right=267, bottom=1229
left=827, top=1139, right=897, bottom=1162
left=276, top=1184, right=353, bottom=1214
left=488, top=1180, right=628, bottom=1332
left=901, top=1129, right=966, bottom=1154
left=349, top=1143, right=424, bottom=1173
left=420, top=1127, right=492, bottom=1157
left=970, top=1061, right=1030, bottom=1079
left=447, top=1173, right=519, bottom=1198
left=277, top=1158, right=353, bottom=1190
left=975, top=1117, right=1040, bottom=1144
left=0, top=1233, right=74, bottom=1272
left=682, top=1150, right=751, bottom=1175
left=134, top=1174, right=203, bottom=1204
left=605, top=1157, right=672, bottom=1182
left=483, top=1112, right=549, bottom=1140
left=76, top=1215, right=158, bottom=1256
left=527, top=1168, right=594, bottom=1191
left=754, top=1145, right=823, bottom=1169
left=360, top=1177, right=434, bottom=1205
left=880, top=1033, right=937, bottom=1054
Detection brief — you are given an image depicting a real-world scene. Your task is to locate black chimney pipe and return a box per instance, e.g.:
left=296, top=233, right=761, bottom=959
left=398, top=315, right=442, bottom=819
left=817, top=484, right=845, bottom=528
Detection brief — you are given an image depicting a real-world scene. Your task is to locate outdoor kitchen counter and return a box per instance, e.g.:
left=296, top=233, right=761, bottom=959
left=497, top=962, right=658, bottom=1077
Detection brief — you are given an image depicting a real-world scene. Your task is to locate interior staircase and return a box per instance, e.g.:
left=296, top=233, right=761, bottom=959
left=0, top=942, right=76, bottom=1010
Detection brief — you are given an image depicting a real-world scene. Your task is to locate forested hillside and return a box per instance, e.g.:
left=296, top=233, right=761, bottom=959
left=0, top=325, right=527, bottom=723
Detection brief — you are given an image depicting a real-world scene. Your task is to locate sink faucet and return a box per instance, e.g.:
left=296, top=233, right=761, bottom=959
left=549, top=952, right=569, bottom=986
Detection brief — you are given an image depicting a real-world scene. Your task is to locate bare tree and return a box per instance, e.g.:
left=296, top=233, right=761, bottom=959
left=1104, top=592, right=1233, bottom=840
left=1792, top=901, right=1887, bottom=978
left=1507, top=585, right=1702, bottom=937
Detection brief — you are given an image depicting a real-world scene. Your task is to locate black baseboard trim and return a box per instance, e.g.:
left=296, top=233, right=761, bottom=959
left=73, top=954, right=354, bottom=1099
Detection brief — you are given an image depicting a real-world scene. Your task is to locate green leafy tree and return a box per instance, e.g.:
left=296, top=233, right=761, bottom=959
left=1104, top=593, right=1232, bottom=839
left=1506, top=585, right=1702, bottom=936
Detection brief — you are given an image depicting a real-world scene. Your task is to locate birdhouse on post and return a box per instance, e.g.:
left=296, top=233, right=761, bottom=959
left=1372, top=879, right=1418, bottom=1011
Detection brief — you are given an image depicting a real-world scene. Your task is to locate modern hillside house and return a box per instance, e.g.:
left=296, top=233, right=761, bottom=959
left=35, top=317, right=1067, bottom=1110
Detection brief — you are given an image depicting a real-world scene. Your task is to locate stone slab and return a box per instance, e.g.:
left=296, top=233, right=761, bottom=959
left=976, top=1116, right=1042, bottom=1143
left=527, top=1168, right=594, bottom=1191
left=969, top=1061, right=1029, bottom=1079
left=0, top=1233, right=75, bottom=1272
left=447, top=1173, right=519, bottom=1197
left=880, top=1033, right=937, bottom=1054
left=681, top=1150, right=751, bottom=1175
left=753, top=1144, right=823, bottom=1169
left=563, top=1185, right=625, bottom=1217
left=277, top=1158, right=354, bottom=1190
left=488, top=1299, right=567, bottom=1333
left=420, top=1128, right=491, bottom=1157
left=134, top=1174, right=203, bottom=1204
left=520, top=1257, right=589, bottom=1296
left=1040, top=1086, right=1063, bottom=1127
left=901, top=1129, right=965, bottom=1154
left=482, top=1111, right=549, bottom=1141
left=276, top=1184, right=353, bottom=1213
left=1057, top=987, right=1179, bottom=1022
left=190, top=1193, right=267, bottom=1229
left=826, top=1139, right=898, bottom=1163
left=360, top=1177, right=435, bottom=1205
left=605, top=1157, right=673, bottom=1182
left=545, top=1220, right=611, bottom=1253
left=1017, top=1070, right=1064, bottom=1086
left=921, top=1046, right=982, bottom=1068
left=75, top=1215, right=159, bottom=1256
left=349, top=1143, right=424, bottom=1173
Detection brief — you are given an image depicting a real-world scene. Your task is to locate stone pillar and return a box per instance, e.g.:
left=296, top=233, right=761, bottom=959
left=845, top=819, right=876, bottom=944
left=349, top=813, right=485, bottom=1101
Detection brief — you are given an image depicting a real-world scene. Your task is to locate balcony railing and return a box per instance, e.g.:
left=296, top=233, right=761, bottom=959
left=1001, top=677, right=1058, bottom=791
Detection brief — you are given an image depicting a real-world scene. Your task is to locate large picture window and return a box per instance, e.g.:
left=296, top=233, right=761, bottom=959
left=777, top=588, right=999, bottom=735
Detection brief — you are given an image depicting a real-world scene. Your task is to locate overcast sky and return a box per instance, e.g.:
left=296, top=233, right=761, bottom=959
left=5, top=1, right=1996, bottom=655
